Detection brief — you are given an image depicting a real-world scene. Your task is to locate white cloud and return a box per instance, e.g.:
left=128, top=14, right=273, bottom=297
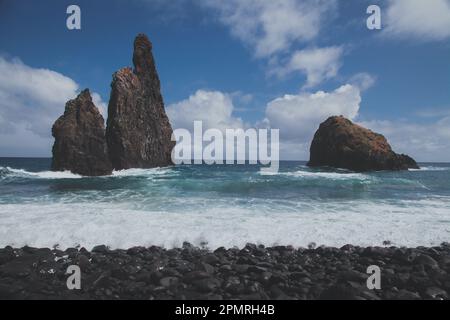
left=266, top=84, right=361, bottom=139
left=264, top=84, right=362, bottom=159
left=167, top=90, right=250, bottom=162
left=168, top=85, right=450, bottom=162
left=276, top=46, right=343, bottom=88
left=415, top=107, right=450, bottom=118
left=0, top=123, right=54, bottom=157
left=263, top=82, right=450, bottom=161
left=91, top=92, right=108, bottom=119
left=385, top=0, right=450, bottom=40
left=230, top=91, right=254, bottom=107
left=0, top=57, right=107, bottom=157
left=204, top=0, right=336, bottom=58
left=359, top=118, right=450, bottom=162
left=348, top=72, right=376, bottom=92
left=0, top=57, right=78, bottom=137
left=166, top=89, right=244, bottom=131
left=202, top=0, right=346, bottom=87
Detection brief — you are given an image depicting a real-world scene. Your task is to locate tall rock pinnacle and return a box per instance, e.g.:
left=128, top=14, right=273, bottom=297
left=51, top=89, right=112, bottom=176
left=106, top=34, right=175, bottom=170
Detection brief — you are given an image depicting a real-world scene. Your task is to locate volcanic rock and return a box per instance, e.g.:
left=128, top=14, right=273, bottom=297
left=106, top=34, right=175, bottom=170
left=51, top=89, right=112, bottom=176
left=307, top=116, right=419, bottom=171
left=2, top=243, right=450, bottom=300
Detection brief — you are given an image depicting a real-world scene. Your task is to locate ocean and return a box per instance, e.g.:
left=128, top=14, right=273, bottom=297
left=0, top=158, right=449, bottom=250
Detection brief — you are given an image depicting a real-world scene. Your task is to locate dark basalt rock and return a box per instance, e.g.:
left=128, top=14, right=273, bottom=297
left=51, top=89, right=112, bottom=176
left=1, top=243, right=450, bottom=300
left=106, top=34, right=175, bottom=170
left=308, top=116, right=419, bottom=172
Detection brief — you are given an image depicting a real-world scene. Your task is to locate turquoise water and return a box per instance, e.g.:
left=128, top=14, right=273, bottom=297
left=0, top=158, right=449, bottom=249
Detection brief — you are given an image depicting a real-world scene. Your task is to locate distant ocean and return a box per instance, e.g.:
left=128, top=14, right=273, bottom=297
left=1, top=158, right=449, bottom=250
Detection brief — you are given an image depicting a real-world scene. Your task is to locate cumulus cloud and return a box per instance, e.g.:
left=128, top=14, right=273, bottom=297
left=166, top=89, right=244, bottom=131
left=168, top=87, right=361, bottom=161
left=262, top=81, right=450, bottom=161
left=0, top=123, right=54, bottom=157
left=385, top=0, right=450, bottom=40
left=0, top=57, right=107, bottom=157
left=276, top=46, right=344, bottom=88
left=200, top=0, right=347, bottom=87
left=167, top=85, right=450, bottom=161
left=0, top=57, right=78, bottom=137
left=264, top=84, right=362, bottom=159
left=359, top=117, right=450, bottom=162
left=266, top=84, right=361, bottom=139
left=204, top=0, right=336, bottom=58
left=167, top=90, right=251, bottom=162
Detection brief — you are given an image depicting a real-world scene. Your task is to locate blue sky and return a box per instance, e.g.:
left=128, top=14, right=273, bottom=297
left=1, top=0, right=450, bottom=161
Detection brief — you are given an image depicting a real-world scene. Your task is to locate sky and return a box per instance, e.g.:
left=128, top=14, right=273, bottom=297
left=0, top=0, right=450, bottom=161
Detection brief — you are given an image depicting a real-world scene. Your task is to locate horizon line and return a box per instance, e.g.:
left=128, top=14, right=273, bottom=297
left=1, top=156, right=450, bottom=165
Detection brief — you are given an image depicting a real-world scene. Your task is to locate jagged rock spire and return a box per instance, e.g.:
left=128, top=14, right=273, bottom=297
left=51, top=34, right=175, bottom=175
left=51, top=89, right=112, bottom=176
left=106, top=33, right=175, bottom=170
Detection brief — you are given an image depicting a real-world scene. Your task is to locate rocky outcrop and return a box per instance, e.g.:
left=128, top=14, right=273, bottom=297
left=106, top=34, right=175, bottom=170
left=307, top=116, right=419, bottom=172
left=51, top=89, right=112, bottom=176
left=51, top=34, right=175, bottom=176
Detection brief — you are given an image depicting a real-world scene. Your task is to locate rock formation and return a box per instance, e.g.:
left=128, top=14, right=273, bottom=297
left=307, top=116, right=419, bottom=171
left=106, top=34, right=175, bottom=170
left=51, top=34, right=175, bottom=176
left=51, top=89, right=112, bottom=176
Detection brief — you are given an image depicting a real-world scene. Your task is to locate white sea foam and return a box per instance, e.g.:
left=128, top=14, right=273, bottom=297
left=409, top=166, right=450, bottom=172
left=0, top=166, right=174, bottom=179
left=1, top=198, right=449, bottom=250
left=2, top=167, right=82, bottom=179
left=286, top=170, right=369, bottom=180
left=112, top=167, right=174, bottom=177
left=261, top=169, right=370, bottom=181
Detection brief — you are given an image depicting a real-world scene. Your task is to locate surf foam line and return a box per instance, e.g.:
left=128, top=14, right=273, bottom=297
left=0, top=167, right=82, bottom=179
left=0, top=166, right=175, bottom=179
left=112, top=167, right=175, bottom=177
left=409, top=166, right=450, bottom=171
left=260, top=169, right=368, bottom=179
left=1, top=198, right=449, bottom=250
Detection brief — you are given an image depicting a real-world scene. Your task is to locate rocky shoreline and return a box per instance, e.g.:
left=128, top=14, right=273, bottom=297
left=0, top=243, right=449, bottom=300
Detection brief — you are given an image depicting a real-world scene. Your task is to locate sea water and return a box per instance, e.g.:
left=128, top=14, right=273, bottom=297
left=0, top=158, right=449, bottom=249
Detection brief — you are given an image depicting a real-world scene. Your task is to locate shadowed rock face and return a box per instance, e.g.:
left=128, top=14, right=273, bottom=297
left=51, top=89, right=112, bottom=176
left=106, top=34, right=175, bottom=170
left=308, top=116, right=419, bottom=172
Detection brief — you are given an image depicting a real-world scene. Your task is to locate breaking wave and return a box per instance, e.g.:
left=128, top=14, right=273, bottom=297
left=0, top=167, right=82, bottom=179
left=1, top=197, right=449, bottom=250
left=1, top=161, right=449, bottom=250
left=0, top=166, right=174, bottom=180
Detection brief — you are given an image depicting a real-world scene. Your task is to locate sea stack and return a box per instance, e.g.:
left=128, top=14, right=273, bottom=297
left=106, top=34, right=175, bottom=170
left=51, top=89, right=113, bottom=176
left=308, top=116, right=419, bottom=172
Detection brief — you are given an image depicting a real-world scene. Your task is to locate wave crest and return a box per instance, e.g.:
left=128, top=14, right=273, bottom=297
left=0, top=166, right=176, bottom=180
left=0, top=166, right=82, bottom=179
